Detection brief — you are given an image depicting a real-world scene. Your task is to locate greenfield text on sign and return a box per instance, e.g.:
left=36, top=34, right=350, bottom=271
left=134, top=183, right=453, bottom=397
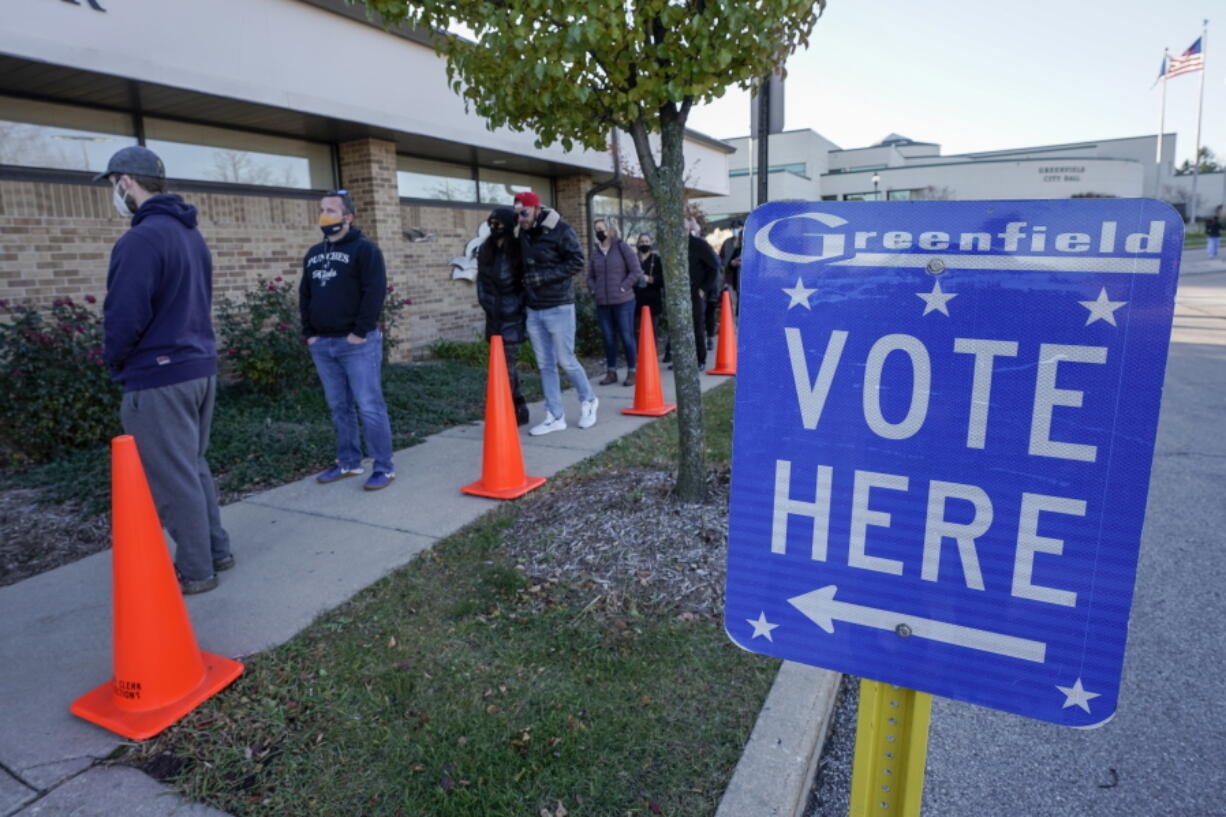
left=725, top=200, right=1181, bottom=726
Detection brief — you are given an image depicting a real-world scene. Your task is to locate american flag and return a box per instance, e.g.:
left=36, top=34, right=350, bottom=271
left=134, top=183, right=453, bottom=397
left=1165, top=38, right=1204, bottom=80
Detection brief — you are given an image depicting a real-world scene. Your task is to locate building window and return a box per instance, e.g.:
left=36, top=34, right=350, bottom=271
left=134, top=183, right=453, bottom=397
left=477, top=167, right=551, bottom=206
left=844, top=192, right=883, bottom=201
left=397, top=156, right=477, bottom=201
left=0, top=96, right=136, bottom=173
left=887, top=189, right=913, bottom=201
left=729, top=162, right=808, bottom=178
left=590, top=192, right=621, bottom=221
left=143, top=118, right=333, bottom=189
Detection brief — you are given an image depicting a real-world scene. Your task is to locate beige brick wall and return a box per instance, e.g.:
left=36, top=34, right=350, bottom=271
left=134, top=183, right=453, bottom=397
left=398, top=203, right=487, bottom=348
left=0, top=162, right=601, bottom=359
left=555, top=173, right=593, bottom=250
left=0, top=178, right=317, bottom=305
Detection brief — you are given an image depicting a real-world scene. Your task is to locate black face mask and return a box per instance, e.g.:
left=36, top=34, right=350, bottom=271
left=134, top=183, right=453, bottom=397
left=638, top=244, right=652, bottom=253
left=595, top=230, right=607, bottom=242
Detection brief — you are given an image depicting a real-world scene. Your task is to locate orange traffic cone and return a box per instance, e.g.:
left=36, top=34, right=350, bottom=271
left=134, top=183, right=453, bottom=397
left=623, top=306, right=677, bottom=417
left=462, top=335, right=547, bottom=499
left=71, top=435, right=243, bottom=740
left=706, top=290, right=737, bottom=376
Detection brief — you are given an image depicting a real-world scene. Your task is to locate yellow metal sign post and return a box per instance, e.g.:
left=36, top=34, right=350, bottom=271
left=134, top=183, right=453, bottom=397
left=849, top=680, right=933, bottom=816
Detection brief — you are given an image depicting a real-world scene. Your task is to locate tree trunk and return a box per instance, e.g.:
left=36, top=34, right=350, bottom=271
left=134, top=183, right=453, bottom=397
left=629, top=108, right=706, bottom=502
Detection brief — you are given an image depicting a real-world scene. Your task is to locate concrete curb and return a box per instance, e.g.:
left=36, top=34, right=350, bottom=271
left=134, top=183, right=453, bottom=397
left=716, top=664, right=843, bottom=817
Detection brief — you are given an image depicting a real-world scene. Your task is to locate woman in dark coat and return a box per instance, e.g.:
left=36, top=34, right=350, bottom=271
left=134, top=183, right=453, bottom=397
left=634, top=232, right=665, bottom=351
left=476, top=206, right=530, bottom=425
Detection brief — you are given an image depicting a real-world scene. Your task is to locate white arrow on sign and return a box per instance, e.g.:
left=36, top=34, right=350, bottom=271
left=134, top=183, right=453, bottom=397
left=788, top=585, right=1047, bottom=664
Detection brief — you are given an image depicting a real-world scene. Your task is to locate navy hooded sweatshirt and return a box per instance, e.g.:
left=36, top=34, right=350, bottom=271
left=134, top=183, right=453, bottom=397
left=103, top=194, right=218, bottom=392
left=299, top=227, right=387, bottom=339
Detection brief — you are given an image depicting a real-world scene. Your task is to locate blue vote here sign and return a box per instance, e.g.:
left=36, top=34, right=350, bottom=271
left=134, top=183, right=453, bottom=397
left=725, top=200, right=1181, bottom=726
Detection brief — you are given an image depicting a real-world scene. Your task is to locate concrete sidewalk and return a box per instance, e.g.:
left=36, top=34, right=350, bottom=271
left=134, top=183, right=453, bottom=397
left=0, top=366, right=833, bottom=817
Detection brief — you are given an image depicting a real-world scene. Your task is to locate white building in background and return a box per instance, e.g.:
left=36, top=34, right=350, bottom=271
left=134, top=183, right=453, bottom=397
left=706, top=130, right=1225, bottom=223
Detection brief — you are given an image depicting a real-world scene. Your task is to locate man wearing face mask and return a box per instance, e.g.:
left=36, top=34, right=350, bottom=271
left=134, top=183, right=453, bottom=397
left=514, top=191, right=598, bottom=435
left=299, top=190, right=396, bottom=491
left=98, top=146, right=233, bottom=595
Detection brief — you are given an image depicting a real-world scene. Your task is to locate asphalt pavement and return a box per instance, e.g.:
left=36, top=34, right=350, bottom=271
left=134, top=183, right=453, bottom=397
left=915, top=249, right=1226, bottom=817
left=804, top=247, right=1226, bottom=817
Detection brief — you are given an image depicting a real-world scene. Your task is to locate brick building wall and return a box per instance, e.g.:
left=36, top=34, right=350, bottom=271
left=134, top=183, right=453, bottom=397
left=0, top=179, right=482, bottom=358
left=555, top=173, right=593, bottom=250
left=0, top=177, right=319, bottom=304
left=398, top=202, right=487, bottom=347
left=0, top=142, right=598, bottom=359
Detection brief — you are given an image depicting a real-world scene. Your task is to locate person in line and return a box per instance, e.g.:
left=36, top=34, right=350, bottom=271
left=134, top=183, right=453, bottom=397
left=98, top=146, right=233, bottom=595
left=514, top=191, right=598, bottom=435
left=476, top=206, right=530, bottom=426
left=702, top=232, right=724, bottom=352
left=299, top=190, right=397, bottom=491
left=719, top=218, right=744, bottom=315
left=1207, top=213, right=1221, bottom=258
left=587, top=218, right=643, bottom=387
left=685, top=219, right=721, bottom=369
left=634, top=232, right=665, bottom=351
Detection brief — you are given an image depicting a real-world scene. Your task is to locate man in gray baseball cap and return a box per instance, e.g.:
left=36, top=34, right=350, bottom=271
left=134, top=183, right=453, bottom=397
left=92, top=144, right=165, bottom=182
left=98, top=145, right=234, bottom=594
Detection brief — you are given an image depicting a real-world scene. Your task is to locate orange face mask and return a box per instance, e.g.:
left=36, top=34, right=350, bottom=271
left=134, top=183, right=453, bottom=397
left=319, top=213, right=345, bottom=236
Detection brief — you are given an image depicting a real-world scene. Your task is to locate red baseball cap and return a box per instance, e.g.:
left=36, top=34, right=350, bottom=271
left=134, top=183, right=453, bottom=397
left=513, top=191, right=541, bottom=208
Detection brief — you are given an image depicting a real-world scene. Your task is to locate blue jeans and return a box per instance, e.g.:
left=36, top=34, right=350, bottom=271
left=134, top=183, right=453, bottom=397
left=526, top=304, right=595, bottom=419
left=1209, top=236, right=1220, bottom=257
left=597, top=300, right=638, bottom=371
left=309, top=331, right=394, bottom=474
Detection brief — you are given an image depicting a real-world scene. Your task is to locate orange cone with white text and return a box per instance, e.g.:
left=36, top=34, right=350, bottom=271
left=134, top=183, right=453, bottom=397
left=706, top=289, right=737, bottom=376
left=623, top=306, right=677, bottom=417
left=462, top=335, right=547, bottom=499
left=70, top=435, right=243, bottom=741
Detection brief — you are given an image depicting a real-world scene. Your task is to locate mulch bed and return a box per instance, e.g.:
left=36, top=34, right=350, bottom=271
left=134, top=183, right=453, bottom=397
left=500, top=466, right=730, bottom=619
left=0, top=489, right=109, bottom=587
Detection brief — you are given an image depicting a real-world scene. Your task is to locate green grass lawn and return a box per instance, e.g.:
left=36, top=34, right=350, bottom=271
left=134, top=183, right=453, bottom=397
left=124, top=382, right=781, bottom=817
left=8, top=359, right=542, bottom=515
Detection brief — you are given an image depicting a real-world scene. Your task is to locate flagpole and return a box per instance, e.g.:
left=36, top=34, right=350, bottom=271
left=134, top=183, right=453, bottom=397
left=1156, top=48, right=1168, bottom=198
left=1191, top=20, right=1207, bottom=224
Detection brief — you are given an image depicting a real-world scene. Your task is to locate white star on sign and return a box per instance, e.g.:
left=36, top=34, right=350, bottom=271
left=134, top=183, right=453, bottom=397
left=783, top=278, right=818, bottom=310
left=1080, top=288, right=1126, bottom=326
left=1056, top=678, right=1101, bottom=713
left=747, top=612, right=780, bottom=641
left=916, top=280, right=958, bottom=316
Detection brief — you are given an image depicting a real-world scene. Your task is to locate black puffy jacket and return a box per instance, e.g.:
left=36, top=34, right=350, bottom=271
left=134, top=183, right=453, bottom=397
left=518, top=208, right=585, bottom=309
left=475, top=237, right=527, bottom=344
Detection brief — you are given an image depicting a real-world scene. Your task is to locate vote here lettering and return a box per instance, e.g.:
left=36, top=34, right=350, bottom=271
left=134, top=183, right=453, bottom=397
left=784, top=328, right=1107, bottom=460
left=771, top=462, right=1082, bottom=607
left=773, top=327, right=1106, bottom=607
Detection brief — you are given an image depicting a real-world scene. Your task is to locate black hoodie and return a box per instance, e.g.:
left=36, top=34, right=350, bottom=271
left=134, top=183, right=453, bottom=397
left=103, top=194, right=218, bottom=392
left=299, top=227, right=387, bottom=339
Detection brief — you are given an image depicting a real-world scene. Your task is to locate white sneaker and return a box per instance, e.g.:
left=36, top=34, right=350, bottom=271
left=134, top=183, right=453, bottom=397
left=578, top=397, right=599, bottom=429
left=529, top=412, right=567, bottom=436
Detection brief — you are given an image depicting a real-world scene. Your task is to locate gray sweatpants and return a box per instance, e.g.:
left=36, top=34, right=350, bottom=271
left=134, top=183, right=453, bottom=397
left=120, top=376, right=231, bottom=581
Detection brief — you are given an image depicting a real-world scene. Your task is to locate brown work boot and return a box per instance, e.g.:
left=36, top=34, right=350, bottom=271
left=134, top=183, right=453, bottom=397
left=623, top=370, right=635, bottom=387
left=599, top=370, right=618, bottom=385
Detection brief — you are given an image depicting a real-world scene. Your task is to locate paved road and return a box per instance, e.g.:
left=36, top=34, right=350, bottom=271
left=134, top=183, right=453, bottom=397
left=917, top=249, right=1226, bottom=816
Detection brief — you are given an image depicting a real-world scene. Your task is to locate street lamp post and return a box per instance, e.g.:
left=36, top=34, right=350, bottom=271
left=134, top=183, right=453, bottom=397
left=871, top=173, right=880, bottom=201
